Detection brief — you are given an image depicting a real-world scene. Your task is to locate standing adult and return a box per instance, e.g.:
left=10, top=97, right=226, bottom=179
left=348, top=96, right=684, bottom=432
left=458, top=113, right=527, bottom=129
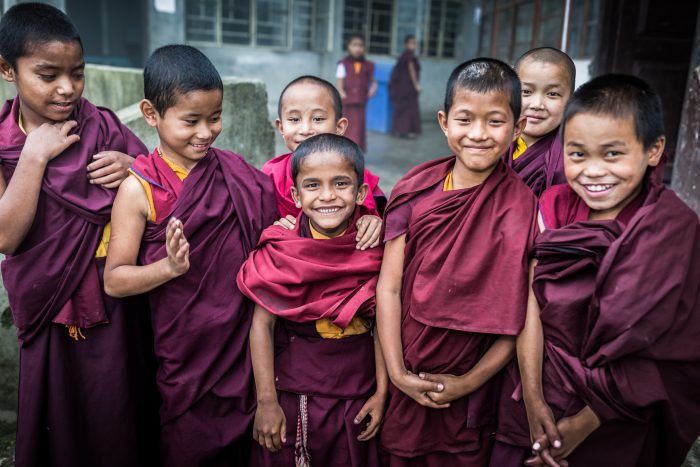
left=389, top=35, right=422, bottom=138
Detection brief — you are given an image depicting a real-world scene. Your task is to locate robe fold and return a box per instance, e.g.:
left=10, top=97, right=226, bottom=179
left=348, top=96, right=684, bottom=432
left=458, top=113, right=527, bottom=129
left=492, top=175, right=700, bottom=467
left=0, top=96, right=159, bottom=467
left=389, top=50, right=421, bottom=136
left=381, top=157, right=537, bottom=463
left=503, top=130, right=566, bottom=197
left=262, top=152, right=385, bottom=218
left=340, top=56, right=375, bottom=152
left=237, top=206, right=383, bottom=466
left=132, top=147, right=277, bottom=466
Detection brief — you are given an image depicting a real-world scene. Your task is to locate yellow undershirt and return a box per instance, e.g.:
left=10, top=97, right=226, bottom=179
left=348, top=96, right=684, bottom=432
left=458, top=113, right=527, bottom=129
left=131, top=148, right=189, bottom=223
left=443, top=170, right=454, bottom=191
left=18, top=112, right=111, bottom=258
left=309, top=221, right=372, bottom=339
left=512, top=136, right=528, bottom=160
left=354, top=62, right=362, bottom=74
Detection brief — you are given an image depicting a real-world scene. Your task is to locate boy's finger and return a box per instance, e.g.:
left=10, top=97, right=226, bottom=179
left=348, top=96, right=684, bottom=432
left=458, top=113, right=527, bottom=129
left=89, top=172, right=123, bottom=185
left=87, top=155, right=113, bottom=171
left=543, top=419, right=562, bottom=449
left=354, top=406, right=370, bottom=424
left=368, top=228, right=381, bottom=248
left=355, top=217, right=370, bottom=241
left=284, top=215, right=296, bottom=224
left=61, top=120, right=78, bottom=134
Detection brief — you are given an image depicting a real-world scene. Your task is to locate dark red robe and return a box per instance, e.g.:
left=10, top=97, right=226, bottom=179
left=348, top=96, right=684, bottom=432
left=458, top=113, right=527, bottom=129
left=381, top=157, right=537, bottom=465
left=503, top=129, right=566, bottom=197
left=131, top=148, right=277, bottom=467
left=340, top=56, right=375, bottom=152
left=389, top=50, right=421, bottom=136
left=237, top=207, right=383, bottom=466
left=262, top=152, right=385, bottom=218
left=491, top=175, right=700, bottom=467
left=0, top=97, right=159, bottom=467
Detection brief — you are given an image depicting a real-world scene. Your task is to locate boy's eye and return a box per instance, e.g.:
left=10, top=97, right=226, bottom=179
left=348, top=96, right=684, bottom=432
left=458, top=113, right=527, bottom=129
left=455, top=118, right=471, bottom=124
left=312, top=116, right=326, bottom=123
left=39, top=74, right=56, bottom=81
left=210, top=115, right=221, bottom=123
left=522, top=89, right=532, bottom=96
left=303, top=182, right=318, bottom=189
left=489, top=120, right=505, bottom=125
left=605, top=151, right=621, bottom=157
left=184, top=119, right=197, bottom=125
left=547, top=92, right=561, bottom=98
left=335, top=181, right=350, bottom=187
left=287, top=117, right=300, bottom=123
left=568, top=151, right=585, bottom=158
left=74, top=72, right=85, bottom=80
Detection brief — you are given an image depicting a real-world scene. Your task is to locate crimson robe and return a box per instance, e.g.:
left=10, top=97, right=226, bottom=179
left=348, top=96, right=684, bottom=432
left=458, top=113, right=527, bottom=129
left=492, top=175, right=700, bottom=467
left=132, top=148, right=277, bottom=466
left=340, top=56, right=375, bottom=152
left=389, top=50, right=421, bottom=136
left=237, top=207, right=383, bottom=466
left=381, top=157, right=537, bottom=465
left=0, top=97, right=159, bottom=467
left=262, top=151, right=385, bottom=218
left=503, top=129, right=567, bottom=197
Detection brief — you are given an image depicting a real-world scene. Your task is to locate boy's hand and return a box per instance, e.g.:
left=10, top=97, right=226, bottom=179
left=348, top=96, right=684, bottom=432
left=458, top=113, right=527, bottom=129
left=525, top=407, right=599, bottom=467
left=273, top=215, right=297, bottom=230
left=525, top=397, right=562, bottom=458
left=88, top=151, right=133, bottom=189
left=24, top=120, right=80, bottom=164
left=394, top=370, right=450, bottom=409
left=355, top=391, right=387, bottom=441
left=419, top=372, right=471, bottom=404
left=355, top=215, right=382, bottom=250
left=252, top=401, right=287, bottom=452
left=165, top=218, right=189, bottom=277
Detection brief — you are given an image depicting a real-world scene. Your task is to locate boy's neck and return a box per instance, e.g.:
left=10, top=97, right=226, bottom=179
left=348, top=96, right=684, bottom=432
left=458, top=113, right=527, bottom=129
left=157, top=147, right=197, bottom=173
left=452, top=160, right=497, bottom=189
left=520, top=133, right=542, bottom=147
left=309, top=217, right=351, bottom=239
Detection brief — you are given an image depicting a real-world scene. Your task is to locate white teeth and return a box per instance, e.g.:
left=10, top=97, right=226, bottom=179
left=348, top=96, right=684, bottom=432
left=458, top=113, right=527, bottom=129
left=586, top=184, right=612, bottom=192
left=318, top=208, right=339, bottom=214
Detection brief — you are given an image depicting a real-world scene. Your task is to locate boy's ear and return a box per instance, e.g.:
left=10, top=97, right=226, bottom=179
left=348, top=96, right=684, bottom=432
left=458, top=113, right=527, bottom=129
left=275, top=118, right=284, bottom=135
left=290, top=186, right=302, bottom=208
left=647, top=136, right=666, bottom=167
left=512, top=115, right=527, bottom=142
left=336, top=117, right=349, bottom=136
left=140, top=99, right=159, bottom=128
left=437, top=110, right=448, bottom=136
left=355, top=183, right=369, bottom=205
left=0, top=57, right=16, bottom=83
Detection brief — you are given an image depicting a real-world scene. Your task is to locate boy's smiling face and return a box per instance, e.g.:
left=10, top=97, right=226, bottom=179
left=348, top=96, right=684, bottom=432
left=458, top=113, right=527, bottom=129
left=0, top=39, right=85, bottom=131
left=564, top=112, right=664, bottom=220
left=276, top=82, right=348, bottom=152
left=291, top=150, right=368, bottom=238
left=142, top=89, right=223, bottom=171
left=438, top=89, right=523, bottom=182
left=518, top=59, right=571, bottom=146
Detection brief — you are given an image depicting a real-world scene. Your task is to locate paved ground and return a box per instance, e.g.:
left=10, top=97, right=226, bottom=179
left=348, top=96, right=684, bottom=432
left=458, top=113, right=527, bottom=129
left=274, top=118, right=450, bottom=196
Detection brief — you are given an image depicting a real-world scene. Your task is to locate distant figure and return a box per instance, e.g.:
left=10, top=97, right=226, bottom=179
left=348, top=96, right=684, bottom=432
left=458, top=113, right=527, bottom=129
left=336, top=34, right=377, bottom=152
left=390, top=35, right=422, bottom=138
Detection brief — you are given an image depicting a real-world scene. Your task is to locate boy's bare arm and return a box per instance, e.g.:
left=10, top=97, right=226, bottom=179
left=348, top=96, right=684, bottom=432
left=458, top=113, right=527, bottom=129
left=376, top=235, right=446, bottom=408
left=336, top=77, right=347, bottom=99
left=355, top=329, right=389, bottom=441
left=250, top=305, right=286, bottom=452
left=104, top=176, right=188, bottom=297
left=368, top=77, right=378, bottom=98
left=0, top=121, right=80, bottom=255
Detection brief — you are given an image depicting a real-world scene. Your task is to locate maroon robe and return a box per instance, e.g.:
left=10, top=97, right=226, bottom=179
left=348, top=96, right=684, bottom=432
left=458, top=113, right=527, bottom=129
left=492, top=175, right=700, bottom=467
left=132, top=148, right=277, bottom=466
left=381, top=157, right=537, bottom=465
left=0, top=97, right=159, bottom=467
left=503, top=129, right=566, bottom=197
left=340, top=56, right=375, bottom=152
left=389, top=50, right=421, bottom=136
left=237, top=206, right=383, bottom=466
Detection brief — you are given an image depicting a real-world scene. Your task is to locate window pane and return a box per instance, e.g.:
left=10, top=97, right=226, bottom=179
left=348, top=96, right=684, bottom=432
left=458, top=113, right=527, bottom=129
left=221, top=0, right=251, bottom=44
left=584, top=0, right=600, bottom=57
left=343, top=0, right=367, bottom=45
left=441, top=1, right=462, bottom=58
left=537, top=0, right=564, bottom=48
left=368, top=0, right=393, bottom=55
left=479, top=12, right=492, bottom=56
left=494, top=7, right=513, bottom=61
left=185, top=0, right=218, bottom=43
left=255, top=0, right=289, bottom=47
left=513, top=1, right=535, bottom=60
left=313, top=0, right=331, bottom=51
left=292, top=0, right=313, bottom=50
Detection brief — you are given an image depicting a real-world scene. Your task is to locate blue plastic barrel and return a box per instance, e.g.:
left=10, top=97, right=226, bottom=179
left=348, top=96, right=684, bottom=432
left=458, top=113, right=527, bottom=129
left=366, top=62, right=394, bottom=133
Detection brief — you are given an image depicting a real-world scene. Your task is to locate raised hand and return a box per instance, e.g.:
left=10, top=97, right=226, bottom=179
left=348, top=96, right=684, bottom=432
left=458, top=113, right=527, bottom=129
left=23, top=120, right=80, bottom=164
left=355, top=214, right=382, bottom=250
left=165, top=217, right=189, bottom=277
left=87, top=151, right=133, bottom=189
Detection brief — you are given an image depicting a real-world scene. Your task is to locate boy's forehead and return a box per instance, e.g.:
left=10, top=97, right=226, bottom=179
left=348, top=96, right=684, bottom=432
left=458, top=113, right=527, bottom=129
left=518, top=59, right=571, bottom=85
left=281, top=82, right=334, bottom=113
left=21, top=39, right=83, bottom=65
left=299, top=151, right=354, bottom=175
left=170, top=88, right=223, bottom=112
left=453, top=88, right=512, bottom=113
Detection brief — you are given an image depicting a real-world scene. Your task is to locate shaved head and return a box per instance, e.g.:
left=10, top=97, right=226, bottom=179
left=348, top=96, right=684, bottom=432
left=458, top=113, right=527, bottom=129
left=515, top=47, right=576, bottom=93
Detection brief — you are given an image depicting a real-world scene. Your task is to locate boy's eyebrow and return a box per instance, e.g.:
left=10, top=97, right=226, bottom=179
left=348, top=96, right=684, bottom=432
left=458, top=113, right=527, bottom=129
left=566, top=141, right=585, bottom=147
left=34, top=61, right=86, bottom=71
left=600, top=140, right=627, bottom=147
left=521, top=81, right=564, bottom=89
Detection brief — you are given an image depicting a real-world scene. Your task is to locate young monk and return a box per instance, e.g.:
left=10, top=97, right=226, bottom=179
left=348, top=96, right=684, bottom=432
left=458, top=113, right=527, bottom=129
left=377, top=58, right=537, bottom=466
left=104, top=45, right=277, bottom=466
left=264, top=75, right=385, bottom=247
left=239, top=133, right=386, bottom=466
left=336, top=34, right=377, bottom=152
left=0, top=4, right=158, bottom=466
left=390, top=34, right=422, bottom=138
left=491, top=75, right=700, bottom=467
left=504, top=47, right=575, bottom=196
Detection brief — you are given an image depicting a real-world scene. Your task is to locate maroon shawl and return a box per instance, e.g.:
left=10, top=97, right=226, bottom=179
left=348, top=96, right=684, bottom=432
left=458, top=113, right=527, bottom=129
left=0, top=96, right=147, bottom=343
left=498, top=176, right=700, bottom=465
left=340, top=56, right=375, bottom=106
left=503, top=129, right=566, bottom=197
left=389, top=50, right=420, bottom=101
left=387, top=157, right=537, bottom=335
left=136, top=148, right=277, bottom=424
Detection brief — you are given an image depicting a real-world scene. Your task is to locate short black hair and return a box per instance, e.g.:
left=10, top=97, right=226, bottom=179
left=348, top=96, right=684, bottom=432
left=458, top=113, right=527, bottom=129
left=561, top=74, right=664, bottom=151
left=144, top=45, right=223, bottom=116
left=444, top=57, right=521, bottom=119
left=515, top=47, right=576, bottom=93
left=0, top=3, right=83, bottom=68
left=291, top=134, right=365, bottom=188
left=346, top=34, right=365, bottom=46
left=404, top=34, right=416, bottom=44
left=278, top=75, right=343, bottom=121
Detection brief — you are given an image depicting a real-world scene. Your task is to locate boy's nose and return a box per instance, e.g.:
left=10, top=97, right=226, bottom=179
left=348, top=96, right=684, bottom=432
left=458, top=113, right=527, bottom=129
left=467, top=121, right=488, bottom=141
left=56, top=77, right=74, bottom=96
